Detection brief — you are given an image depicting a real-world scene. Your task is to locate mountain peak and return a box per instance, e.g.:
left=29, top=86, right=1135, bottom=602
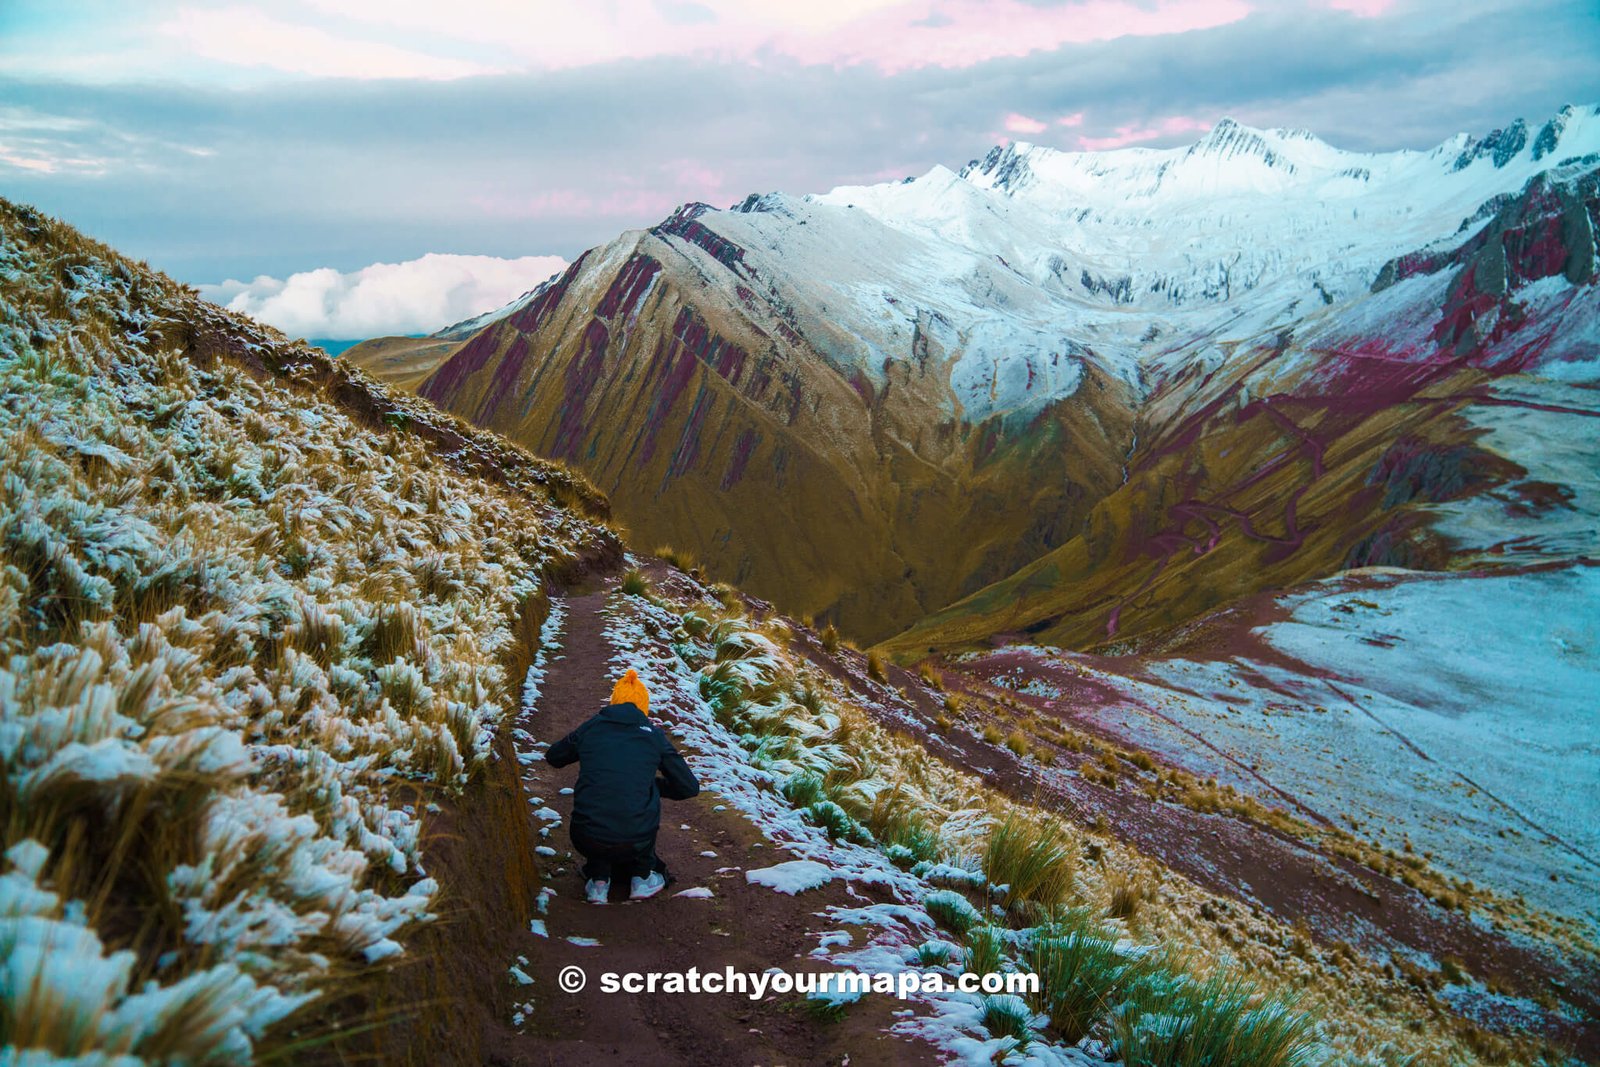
left=958, top=140, right=1046, bottom=192
left=1186, top=117, right=1292, bottom=168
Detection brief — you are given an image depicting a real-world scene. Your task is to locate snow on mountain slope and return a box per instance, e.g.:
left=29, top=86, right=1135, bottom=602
left=396, top=104, right=1597, bottom=648
left=794, top=105, right=1600, bottom=411
left=949, top=563, right=1600, bottom=935
left=655, top=193, right=1099, bottom=423
left=926, top=567, right=1600, bottom=1062
left=826, top=106, right=1600, bottom=312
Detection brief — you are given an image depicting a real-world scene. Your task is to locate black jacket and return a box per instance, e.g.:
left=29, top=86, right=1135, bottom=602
left=545, top=702, right=700, bottom=842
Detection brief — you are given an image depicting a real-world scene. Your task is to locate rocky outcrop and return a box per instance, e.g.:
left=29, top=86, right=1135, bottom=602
left=1373, top=165, right=1598, bottom=361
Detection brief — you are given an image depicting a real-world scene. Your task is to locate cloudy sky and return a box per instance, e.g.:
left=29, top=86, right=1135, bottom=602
left=3, top=0, right=1596, bottom=338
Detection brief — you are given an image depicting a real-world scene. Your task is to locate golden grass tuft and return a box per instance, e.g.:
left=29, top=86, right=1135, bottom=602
left=984, top=812, right=1076, bottom=915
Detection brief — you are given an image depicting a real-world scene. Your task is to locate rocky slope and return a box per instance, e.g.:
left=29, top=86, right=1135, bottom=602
left=355, top=105, right=1600, bottom=649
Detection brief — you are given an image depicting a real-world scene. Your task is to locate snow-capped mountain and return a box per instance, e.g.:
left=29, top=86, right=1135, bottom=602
left=429, top=105, right=1597, bottom=422
left=353, top=104, right=1600, bottom=644
left=794, top=103, right=1599, bottom=416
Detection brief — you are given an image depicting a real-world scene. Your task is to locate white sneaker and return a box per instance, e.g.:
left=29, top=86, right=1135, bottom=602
left=629, top=871, right=667, bottom=900
left=584, top=879, right=610, bottom=904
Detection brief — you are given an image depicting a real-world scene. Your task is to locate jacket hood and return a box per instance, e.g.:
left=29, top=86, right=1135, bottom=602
left=598, top=701, right=650, bottom=724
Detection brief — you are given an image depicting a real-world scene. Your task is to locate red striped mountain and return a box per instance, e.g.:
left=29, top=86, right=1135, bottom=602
left=396, top=204, right=1137, bottom=642
left=883, top=160, right=1600, bottom=655
left=353, top=108, right=1600, bottom=648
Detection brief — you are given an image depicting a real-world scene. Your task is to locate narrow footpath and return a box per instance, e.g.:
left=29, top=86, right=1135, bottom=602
left=480, top=577, right=921, bottom=1066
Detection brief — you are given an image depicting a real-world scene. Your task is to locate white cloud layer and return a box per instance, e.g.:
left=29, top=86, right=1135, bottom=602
left=202, top=253, right=567, bottom=339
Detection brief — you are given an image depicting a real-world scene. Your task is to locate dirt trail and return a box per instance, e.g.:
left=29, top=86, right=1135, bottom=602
left=480, top=579, right=923, bottom=1066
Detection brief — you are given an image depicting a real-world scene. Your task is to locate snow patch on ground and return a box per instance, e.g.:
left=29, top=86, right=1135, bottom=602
left=521, top=595, right=568, bottom=714
left=746, top=860, right=835, bottom=895
left=999, top=566, right=1600, bottom=930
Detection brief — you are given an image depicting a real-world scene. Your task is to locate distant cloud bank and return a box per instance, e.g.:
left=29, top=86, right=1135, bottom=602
left=8, top=0, right=1594, bottom=285
left=202, top=253, right=567, bottom=340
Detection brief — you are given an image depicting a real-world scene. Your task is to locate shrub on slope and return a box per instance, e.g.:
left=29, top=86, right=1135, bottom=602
left=0, top=201, right=612, bottom=1063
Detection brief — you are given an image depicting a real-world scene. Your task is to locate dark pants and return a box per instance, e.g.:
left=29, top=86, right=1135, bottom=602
left=570, top=825, right=668, bottom=883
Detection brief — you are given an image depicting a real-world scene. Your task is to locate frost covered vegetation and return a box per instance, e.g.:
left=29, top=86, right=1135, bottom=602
left=0, top=200, right=612, bottom=1063
left=616, top=570, right=1473, bottom=1064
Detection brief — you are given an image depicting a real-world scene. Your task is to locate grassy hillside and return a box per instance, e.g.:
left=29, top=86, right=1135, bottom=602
left=0, top=198, right=615, bottom=1063
left=343, top=334, right=465, bottom=391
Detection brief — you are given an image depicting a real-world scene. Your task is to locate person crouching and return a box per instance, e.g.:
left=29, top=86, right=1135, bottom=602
left=544, top=668, right=701, bottom=903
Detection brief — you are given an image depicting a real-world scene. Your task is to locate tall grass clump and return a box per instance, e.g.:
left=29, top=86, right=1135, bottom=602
left=865, top=787, right=941, bottom=865
left=866, top=649, right=888, bottom=681
left=924, top=889, right=983, bottom=935
left=965, top=924, right=1007, bottom=979
left=781, top=770, right=826, bottom=809
left=805, top=799, right=872, bottom=845
left=980, top=994, right=1034, bottom=1045
left=1114, top=970, right=1321, bottom=1067
left=984, top=812, right=1076, bottom=914
left=654, top=545, right=696, bottom=571
left=820, top=623, right=840, bottom=654
left=1026, top=924, right=1143, bottom=1043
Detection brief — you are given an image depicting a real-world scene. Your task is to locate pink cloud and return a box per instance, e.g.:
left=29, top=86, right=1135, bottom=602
left=473, top=187, right=682, bottom=220
left=128, top=1, right=1259, bottom=81
left=792, top=1, right=1247, bottom=71
left=775, top=0, right=1253, bottom=71
left=163, top=7, right=495, bottom=80
left=1003, top=112, right=1049, bottom=135
left=1323, top=0, right=1396, bottom=15
left=1076, top=114, right=1211, bottom=151
left=469, top=157, right=728, bottom=221
left=862, top=164, right=923, bottom=181
left=1056, top=112, right=1086, bottom=128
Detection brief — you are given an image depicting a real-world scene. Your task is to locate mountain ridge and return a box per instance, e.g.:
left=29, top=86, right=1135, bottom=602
left=349, top=103, right=1600, bottom=646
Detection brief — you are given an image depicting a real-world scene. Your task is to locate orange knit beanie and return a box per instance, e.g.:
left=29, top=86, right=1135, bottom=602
left=610, top=668, right=650, bottom=714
